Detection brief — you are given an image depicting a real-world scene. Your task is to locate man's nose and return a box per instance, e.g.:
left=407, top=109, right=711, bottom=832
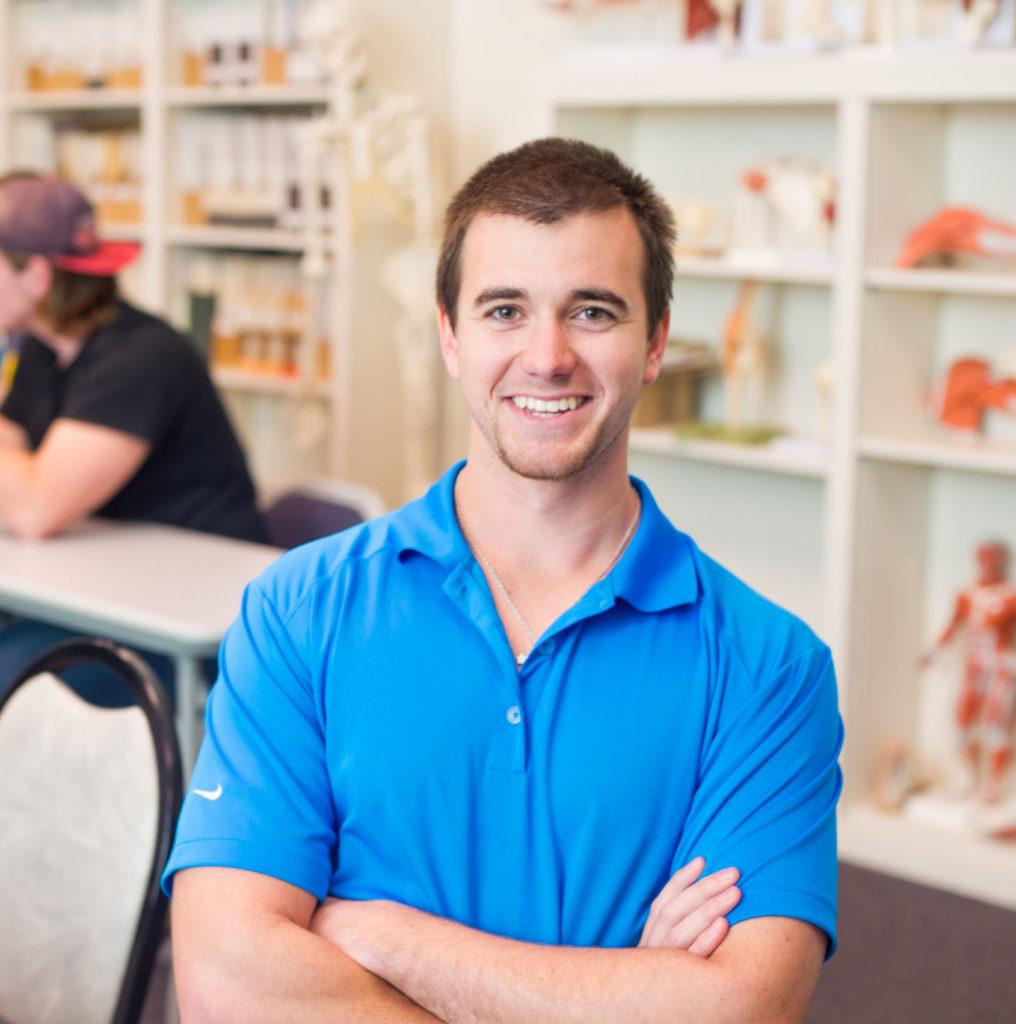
left=519, top=318, right=577, bottom=378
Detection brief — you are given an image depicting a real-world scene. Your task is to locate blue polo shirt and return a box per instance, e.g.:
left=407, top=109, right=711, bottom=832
left=164, top=462, right=843, bottom=955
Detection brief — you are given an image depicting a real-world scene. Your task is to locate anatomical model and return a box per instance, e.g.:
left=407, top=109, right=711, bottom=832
left=728, top=158, right=836, bottom=264
left=687, top=0, right=743, bottom=42
left=895, top=207, right=1016, bottom=269
left=921, top=541, right=1016, bottom=804
left=722, top=280, right=768, bottom=431
left=929, top=356, right=1016, bottom=434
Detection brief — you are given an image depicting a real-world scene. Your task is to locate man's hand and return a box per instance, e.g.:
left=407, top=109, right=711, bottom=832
left=639, top=856, right=741, bottom=955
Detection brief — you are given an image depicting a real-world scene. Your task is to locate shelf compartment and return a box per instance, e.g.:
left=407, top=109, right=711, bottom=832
left=165, top=85, right=331, bottom=108
left=866, top=101, right=1016, bottom=269
left=9, top=90, right=142, bottom=111
left=858, top=436, right=1016, bottom=477
left=866, top=267, right=1016, bottom=298
left=630, top=425, right=828, bottom=479
left=166, top=225, right=308, bottom=252
left=839, top=804, right=1016, bottom=912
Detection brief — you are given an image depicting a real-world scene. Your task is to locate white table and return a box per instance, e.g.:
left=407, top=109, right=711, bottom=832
left=0, top=521, right=281, bottom=771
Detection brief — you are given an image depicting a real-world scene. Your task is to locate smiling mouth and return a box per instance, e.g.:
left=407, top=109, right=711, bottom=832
left=509, top=395, right=588, bottom=417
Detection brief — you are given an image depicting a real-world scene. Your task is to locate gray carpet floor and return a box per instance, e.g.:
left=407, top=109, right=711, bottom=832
left=809, top=863, right=1016, bottom=1024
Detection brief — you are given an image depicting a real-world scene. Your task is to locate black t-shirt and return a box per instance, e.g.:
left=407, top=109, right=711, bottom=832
left=1, top=301, right=267, bottom=543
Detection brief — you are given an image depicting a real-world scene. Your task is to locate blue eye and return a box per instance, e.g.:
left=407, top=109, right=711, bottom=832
left=577, top=307, right=613, bottom=322
left=489, top=306, right=518, bottom=321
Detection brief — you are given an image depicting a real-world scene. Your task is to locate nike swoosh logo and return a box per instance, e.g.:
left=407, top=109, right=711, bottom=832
left=192, top=784, right=223, bottom=801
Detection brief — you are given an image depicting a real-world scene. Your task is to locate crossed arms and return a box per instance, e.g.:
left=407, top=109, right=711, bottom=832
left=171, top=860, right=825, bottom=1024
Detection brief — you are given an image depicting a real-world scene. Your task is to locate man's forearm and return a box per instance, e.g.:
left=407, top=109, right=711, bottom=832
left=175, top=911, right=444, bottom=1024
left=315, top=902, right=761, bottom=1024
left=0, top=445, right=34, bottom=529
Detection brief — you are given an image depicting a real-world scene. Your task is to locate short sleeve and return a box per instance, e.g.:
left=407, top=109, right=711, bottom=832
left=162, top=581, right=337, bottom=899
left=61, top=335, right=186, bottom=445
left=672, top=644, right=843, bottom=957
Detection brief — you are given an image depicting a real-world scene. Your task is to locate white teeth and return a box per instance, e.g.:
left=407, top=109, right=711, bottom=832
left=511, top=396, right=582, bottom=414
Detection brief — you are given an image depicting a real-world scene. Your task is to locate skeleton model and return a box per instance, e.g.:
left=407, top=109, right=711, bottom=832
left=721, top=280, right=768, bottom=432
left=728, top=158, right=836, bottom=265
left=295, top=2, right=438, bottom=495
left=921, top=541, right=1016, bottom=804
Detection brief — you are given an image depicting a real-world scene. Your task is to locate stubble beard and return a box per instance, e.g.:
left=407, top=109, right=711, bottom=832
left=480, top=396, right=637, bottom=482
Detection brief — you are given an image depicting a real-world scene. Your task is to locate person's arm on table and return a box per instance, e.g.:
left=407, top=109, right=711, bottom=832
left=171, top=867, right=444, bottom=1024
left=312, top=896, right=823, bottom=1024
left=0, top=417, right=148, bottom=538
left=0, top=414, right=27, bottom=450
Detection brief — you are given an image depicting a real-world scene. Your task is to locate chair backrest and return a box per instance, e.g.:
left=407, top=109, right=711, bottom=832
left=262, top=477, right=386, bottom=550
left=0, top=639, right=183, bottom=1024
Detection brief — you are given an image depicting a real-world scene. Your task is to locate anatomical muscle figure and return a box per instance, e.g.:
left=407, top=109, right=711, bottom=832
left=922, top=541, right=1016, bottom=804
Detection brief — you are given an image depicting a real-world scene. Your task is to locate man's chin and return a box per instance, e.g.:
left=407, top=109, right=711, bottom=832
left=492, top=437, right=613, bottom=482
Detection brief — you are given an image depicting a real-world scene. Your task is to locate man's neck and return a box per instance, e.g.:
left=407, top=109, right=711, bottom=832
left=454, top=430, right=639, bottom=585
left=27, top=316, right=88, bottom=369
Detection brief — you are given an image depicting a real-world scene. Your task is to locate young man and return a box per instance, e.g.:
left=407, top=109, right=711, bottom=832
left=0, top=173, right=266, bottom=695
left=166, top=139, right=842, bottom=1024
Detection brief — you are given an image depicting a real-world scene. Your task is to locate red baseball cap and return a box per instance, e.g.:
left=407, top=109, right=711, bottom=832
left=0, top=173, right=140, bottom=276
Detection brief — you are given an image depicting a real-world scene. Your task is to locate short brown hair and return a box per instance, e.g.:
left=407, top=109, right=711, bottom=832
left=436, top=137, right=675, bottom=336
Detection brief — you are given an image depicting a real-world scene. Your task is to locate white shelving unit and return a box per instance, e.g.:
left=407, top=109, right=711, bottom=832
left=0, top=0, right=367, bottom=494
left=546, top=48, right=1016, bottom=910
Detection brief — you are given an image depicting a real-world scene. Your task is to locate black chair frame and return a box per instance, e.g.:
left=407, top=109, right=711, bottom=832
left=0, top=637, right=184, bottom=1024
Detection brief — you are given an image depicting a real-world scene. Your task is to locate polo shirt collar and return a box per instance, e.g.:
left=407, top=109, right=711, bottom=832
left=393, top=461, right=700, bottom=614
left=392, top=461, right=470, bottom=567
left=610, top=478, right=700, bottom=613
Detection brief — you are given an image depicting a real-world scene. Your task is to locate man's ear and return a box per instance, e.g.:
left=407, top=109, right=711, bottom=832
left=643, top=307, right=671, bottom=386
left=22, top=255, right=53, bottom=303
left=437, top=304, right=462, bottom=381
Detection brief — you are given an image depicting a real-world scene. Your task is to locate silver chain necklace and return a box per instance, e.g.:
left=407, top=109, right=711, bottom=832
left=458, top=494, right=641, bottom=668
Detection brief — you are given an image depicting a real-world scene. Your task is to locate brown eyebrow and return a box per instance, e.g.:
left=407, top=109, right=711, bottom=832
left=472, top=287, right=629, bottom=314
left=571, top=289, right=629, bottom=314
left=473, top=288, right=528, bottom=307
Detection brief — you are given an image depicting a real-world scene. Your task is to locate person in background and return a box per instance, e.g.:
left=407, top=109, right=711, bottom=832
left=0, top=172, right=266, bottom=697
left=167, top=138, right=842, bottom=1023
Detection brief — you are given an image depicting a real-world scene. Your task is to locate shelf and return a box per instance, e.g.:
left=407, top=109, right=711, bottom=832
left=839, top=804, right=1016, bottom=912
left=166, top=225, right=307, bottom=252
left=677, top=253, right=833, bottom=286
left=629, top=426, right=828, bottom=479
left=866, top=267, right=1016, bottom=298
left=552, top=49, right=1016, bottom=106
left=100, top=223, right=144, bottom=242
left=166, top=85, right=331, bottom=108
left=858, top=436, right=1016, bottom=477
left=212, top=367, right=331, bottom=398
left=9, top=90, right=142, bottom=111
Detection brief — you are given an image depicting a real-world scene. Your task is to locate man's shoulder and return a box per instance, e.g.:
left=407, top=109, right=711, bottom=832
left=250, top=500, right=427, bottom=621
left=86, top=302, right=200, bottom=370
left=688, top=542, right=828, bottom=689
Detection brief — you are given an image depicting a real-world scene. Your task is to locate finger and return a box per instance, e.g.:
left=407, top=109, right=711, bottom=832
left=649, top=865, right=739, bottom=935
left=663, top=886, right=741, bottom=950
left=687, top=916, right=729, bottom=958
left=650, top=857, right=707, bottom=910
left=639, top=857, right=706, bottom=947
left=642, top=865, right=738, bottom=948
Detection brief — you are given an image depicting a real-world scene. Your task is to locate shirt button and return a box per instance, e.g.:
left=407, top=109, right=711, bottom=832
left=537, top=639, right=555, bottom=656
left=506, top=705, right=522, bottom=725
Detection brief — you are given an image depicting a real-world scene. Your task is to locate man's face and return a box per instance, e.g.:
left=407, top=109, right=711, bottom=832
left=0, top=252, right=44, bottom=332
left=438, top=208, right=668, bottom=482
